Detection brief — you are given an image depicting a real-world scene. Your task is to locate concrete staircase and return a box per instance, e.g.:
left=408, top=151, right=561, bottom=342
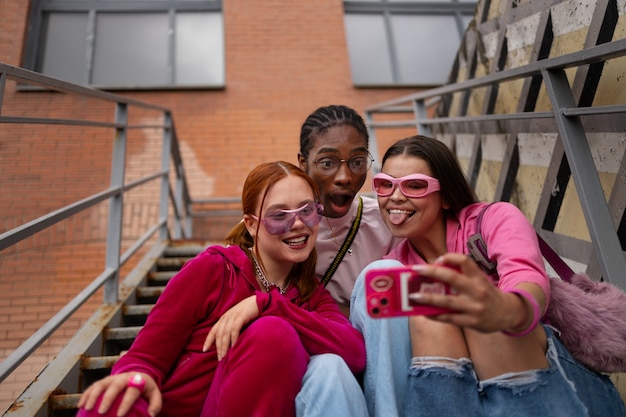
left=46, top=240, right=212, bottom=417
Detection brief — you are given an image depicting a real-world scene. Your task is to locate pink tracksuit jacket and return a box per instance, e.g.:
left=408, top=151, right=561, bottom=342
left=79, top=244, right=365, bottom=417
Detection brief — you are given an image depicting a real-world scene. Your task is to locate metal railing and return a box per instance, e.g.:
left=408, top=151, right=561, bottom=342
left=0, top=63, right=194, bottom=383
left=364, top=38, right=626, bottom=290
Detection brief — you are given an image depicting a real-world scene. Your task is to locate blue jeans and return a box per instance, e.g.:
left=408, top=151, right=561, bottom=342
left=350, top=259, right=626, bottom=417
left=295, top=353, right=368, bottom=417
left=350, top=259, right=410, bottom=417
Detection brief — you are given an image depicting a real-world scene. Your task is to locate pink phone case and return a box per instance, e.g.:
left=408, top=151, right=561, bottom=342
left=365, top=265, right=456, bottom=318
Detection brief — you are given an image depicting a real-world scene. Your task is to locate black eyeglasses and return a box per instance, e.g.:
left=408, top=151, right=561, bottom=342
left=310, top=153, right=374, bottom=176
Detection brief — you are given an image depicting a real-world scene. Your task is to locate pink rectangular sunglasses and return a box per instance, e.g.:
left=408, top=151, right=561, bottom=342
left=372, top=173, right=440, bottom=198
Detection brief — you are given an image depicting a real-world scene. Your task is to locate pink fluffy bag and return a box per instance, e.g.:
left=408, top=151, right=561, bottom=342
left=469, top=203, right=626, bottom=374
left=546, top=272, right=626, bottom=373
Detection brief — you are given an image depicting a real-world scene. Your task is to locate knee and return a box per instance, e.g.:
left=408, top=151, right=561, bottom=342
left=305, top=354, right=357, bottom=385
left=243, top=316, right=307, bottom=363
left=307, top=353, right=348, bottom=374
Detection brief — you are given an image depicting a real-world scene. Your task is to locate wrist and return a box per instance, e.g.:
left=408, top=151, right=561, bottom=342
left=501, top=288, right=540, bottom=337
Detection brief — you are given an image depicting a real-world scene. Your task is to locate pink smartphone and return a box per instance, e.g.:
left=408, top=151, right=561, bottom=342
left=365, top=265, right=457, bottom=318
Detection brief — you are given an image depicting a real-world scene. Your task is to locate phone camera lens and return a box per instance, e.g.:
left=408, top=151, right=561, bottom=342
left=380, top=297, right=388, bottom=306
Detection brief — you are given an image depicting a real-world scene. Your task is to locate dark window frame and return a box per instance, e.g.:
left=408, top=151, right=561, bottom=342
left=343, top=1, right=477, bottom=87
left=23, top=0, right=224, bottom=90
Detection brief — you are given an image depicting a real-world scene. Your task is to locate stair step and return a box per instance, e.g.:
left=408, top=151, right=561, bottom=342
left=163, top=244, right=208, bottom=257
left=50, top=393, right=80, bottom=411
left=103, top=327, right=143, bottom=353
left=122, top=304, right=154, bottom=325
left=148, top=270, right=177, bottom=284
left=105, top=326, right=142, bottom=341
left=81, top=355, right=120, bottom=370
left=156, top=257, right=194, bottom=270
left=123, top=304, right=155, bottom=316
left=136, top=286, right=166, bottom=299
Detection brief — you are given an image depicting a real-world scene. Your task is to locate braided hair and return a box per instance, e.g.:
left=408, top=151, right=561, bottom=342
left=299, top=105, right=369, bottom=157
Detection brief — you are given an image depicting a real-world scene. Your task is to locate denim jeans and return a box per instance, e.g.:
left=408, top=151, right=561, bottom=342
left=295, top=353, right=369, bottom=417
left=351, top=259, right=411, bottom=417
left=350, top=259, right=626, bottom=417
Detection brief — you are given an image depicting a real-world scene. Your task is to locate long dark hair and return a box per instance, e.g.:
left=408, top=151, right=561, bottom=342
left=382, top=135, right=478, bottom=214
left=225, top=161, right=320, bottom=301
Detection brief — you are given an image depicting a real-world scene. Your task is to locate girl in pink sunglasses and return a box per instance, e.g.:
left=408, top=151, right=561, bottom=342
left=351, top=135, right=625, bottom=417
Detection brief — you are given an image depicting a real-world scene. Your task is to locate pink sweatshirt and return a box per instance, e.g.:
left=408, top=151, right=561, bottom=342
left=385, top=202, right=550, bottom=308
left=113, top=244, right=365, bottom=417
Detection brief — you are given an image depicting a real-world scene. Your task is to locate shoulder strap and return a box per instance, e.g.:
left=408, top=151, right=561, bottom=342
left=467, top=202, right=575, bottom=282
left=535, top=233, right=575, bottom=281
left=321, top=196, right=363, bottom=286
left=467, top=203, right=497, bottom=274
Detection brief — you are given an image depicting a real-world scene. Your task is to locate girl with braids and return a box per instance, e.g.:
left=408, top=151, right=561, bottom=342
left=76, top=161, right=365, bottom=417
left=298, top=104, right=400, bottom=316
left=295, top=104, right=399, bottom=417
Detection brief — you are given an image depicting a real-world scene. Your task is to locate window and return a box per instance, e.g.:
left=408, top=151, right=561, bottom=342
left=343, top=1, right=476, bottom=86
left=24, top=1, right=224, bottom=89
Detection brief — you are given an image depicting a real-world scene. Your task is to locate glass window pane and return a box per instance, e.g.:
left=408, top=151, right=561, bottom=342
left=344, top=14, right=393, bottom=85
left=392, top=15, right=461, bottom=84
left=92, top=13, right=169, bottom=86
left=175, top=12, right=224, bottom=86
left=40, top=13, right=88, bottom=84
left=463, top=15, right=474, bottom=28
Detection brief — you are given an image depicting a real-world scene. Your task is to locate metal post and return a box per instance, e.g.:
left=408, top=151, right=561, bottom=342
left=160, top=111, right=173, bottom=240
left=414, top=98, right=431, bottom=136
left=104, top=102, right=128, bottom=304
left=365, top=110, right=381, bottom=174
left=174, top=166, right=184, bottom=239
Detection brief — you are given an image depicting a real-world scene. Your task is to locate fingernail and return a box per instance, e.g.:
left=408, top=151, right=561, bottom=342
left=409, top=293, right=424, bottom=301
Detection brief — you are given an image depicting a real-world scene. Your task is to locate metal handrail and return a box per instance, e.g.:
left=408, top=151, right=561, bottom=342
left=0, top=62, right=193, bottom=383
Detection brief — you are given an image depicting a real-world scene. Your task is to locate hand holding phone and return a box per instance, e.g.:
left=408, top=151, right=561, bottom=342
left=365, top=265, right=457, bottom=318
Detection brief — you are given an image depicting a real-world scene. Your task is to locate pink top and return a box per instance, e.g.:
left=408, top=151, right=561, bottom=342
left=385, top=201, right=550, bottom=310
left=316, top=195, right=401, bottom=305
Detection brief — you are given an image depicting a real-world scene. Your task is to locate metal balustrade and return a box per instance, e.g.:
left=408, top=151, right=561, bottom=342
left=0, top=62, right=195, bottom=393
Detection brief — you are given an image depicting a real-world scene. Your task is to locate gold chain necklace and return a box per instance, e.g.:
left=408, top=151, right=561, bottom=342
left=248, top=248, right=287, bottom=295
